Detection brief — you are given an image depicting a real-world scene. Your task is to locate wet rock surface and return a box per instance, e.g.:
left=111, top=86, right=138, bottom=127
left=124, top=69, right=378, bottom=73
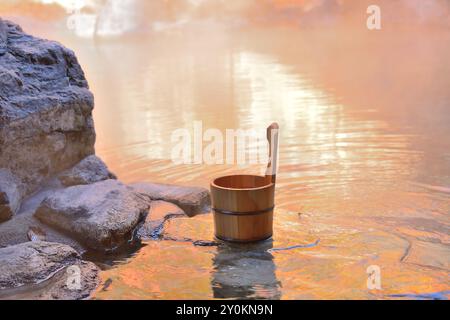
left=0, top=169, right=21, bottom=222
left=0, top=241, right=99, bottom=300
left=0, top=19, right=7, bottom=55
left=404, top=240, right=450, bottom=271
left=131, top=182, right=211, bottom=217
left=35, top=180, right=151, bottom=251
left=58, top=155, right=116, bottom=187
left=134, top=200, right=219, bottom=246
left=27, top=226, right=47, bottom=242
left=0, top=185, right=85, bottom=252
left=0, top=19, right=95, bottom=219
left=0, top=241, right=78, bottom=289
left=136, top=200, right=185, bottom=240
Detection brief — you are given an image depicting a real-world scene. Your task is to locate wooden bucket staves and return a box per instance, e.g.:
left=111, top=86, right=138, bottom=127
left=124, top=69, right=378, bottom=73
left=211, top=123, right=279, bottom=242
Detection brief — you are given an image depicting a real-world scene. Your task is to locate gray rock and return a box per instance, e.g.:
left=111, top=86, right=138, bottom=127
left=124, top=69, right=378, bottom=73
left=0, top=186, right=85, bottom=252
left=0, top=241, right=78, bottom=288
left=58, top=155, right=116, bottom=187
left=0, top=19, right=7, bottom=56
left=0, top=19, right=95, bottom=218
left=27, top=226, right=47, bottom=242
left=0, top=241, right=99, bottom=300
left=0, top=169, right=21, bottom=222
left=131, top=182, right=211, bottom=217
left=137, top=200, right=185, bottom=239
left=35, top=179, right=151, bottom=251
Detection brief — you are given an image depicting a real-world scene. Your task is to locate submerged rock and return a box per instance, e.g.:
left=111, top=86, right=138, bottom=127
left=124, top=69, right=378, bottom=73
left=131, top=182, right=211, bottom=217
left=0, top=185, right=85, bottom=251
left=404, top=240, right=450, bottom=270
left=136, top=200, right=185, bottom=239
left=0, top=169, right=21, bottom=222
left=58, top=155, right=116, bottom=187
left=0, top=241, right=99, bottom=299
left=0, top=241, right=77, bottom=288
left=0, top=19, right=95, bottom=221
left=35, top=180, right=151, bottom=251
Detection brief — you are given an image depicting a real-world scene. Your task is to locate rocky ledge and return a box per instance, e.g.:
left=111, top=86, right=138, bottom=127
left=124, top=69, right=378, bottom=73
left=0, top=18, right=95, bottom=222
left=35, top=179, right=151, bottom=251
left=0, top=241, right=99, bottom=300
left=0, top=19, right=211, bottom=299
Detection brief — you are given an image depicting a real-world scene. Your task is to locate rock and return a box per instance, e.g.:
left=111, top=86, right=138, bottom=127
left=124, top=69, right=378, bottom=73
left=0, top=185, right=85, bottom=252
left=0, top=169, right=21, bottom=222
left=27, top=226, right=47, bottom=242
left=136, top=200, right=185, bottom=239
left=0, top=19, right=7, bottom=56
left=37, top=260, right=99, bottom=300
left=404, top=240, right=450, bottom=270
left=58, top=155, right=116, bottom=187
left=0, top=241, right=99, bottom=300
left=35, top=180, right=151, bottom=251
left=156, top=212, right=220, bottom=246
left=0, top=19, right=95, bottom=217
left=131, top=182, right=211, bottom=217
left=192, top=240, right=221, bottom=247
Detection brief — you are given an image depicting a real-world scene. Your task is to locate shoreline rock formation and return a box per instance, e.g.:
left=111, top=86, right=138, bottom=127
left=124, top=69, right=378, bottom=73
left=0, top=19, right=211, bottom=299
left=132, top=182, right=211, bottom=217
left=0, top=241, right=99, bottom=300
left=58, top=155, right=116, bottom=187
left=35, top=179, right=151, bottom=251
left=0, top=18, right=95, bottom=222
left=0, top=169, right=20, bottom=222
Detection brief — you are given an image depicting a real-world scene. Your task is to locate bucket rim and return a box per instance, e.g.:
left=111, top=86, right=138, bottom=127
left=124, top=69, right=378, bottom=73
left=211, top=174, right=274, bottom=191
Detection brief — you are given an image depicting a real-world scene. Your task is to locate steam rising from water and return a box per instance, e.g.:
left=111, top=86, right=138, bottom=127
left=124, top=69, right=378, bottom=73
left=10, top=0, right=448, bottom=38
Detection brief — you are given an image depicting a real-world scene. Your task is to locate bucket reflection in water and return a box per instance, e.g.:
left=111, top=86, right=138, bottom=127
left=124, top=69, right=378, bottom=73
left=212, top=240, right=281, bottom=300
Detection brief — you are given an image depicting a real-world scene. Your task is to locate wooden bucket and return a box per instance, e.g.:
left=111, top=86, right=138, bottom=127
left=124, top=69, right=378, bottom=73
left=211, top=174, right=275, bottom=242
left=211, top=122, right=279, bottom=243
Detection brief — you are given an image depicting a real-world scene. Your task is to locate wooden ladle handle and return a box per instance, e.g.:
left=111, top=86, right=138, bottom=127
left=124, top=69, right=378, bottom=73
left=265, top=122, right=279, bottom=184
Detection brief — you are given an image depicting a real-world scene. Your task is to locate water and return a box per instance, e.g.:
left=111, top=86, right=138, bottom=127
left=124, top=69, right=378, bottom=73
left=1, top=3, right=450, bottom=299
